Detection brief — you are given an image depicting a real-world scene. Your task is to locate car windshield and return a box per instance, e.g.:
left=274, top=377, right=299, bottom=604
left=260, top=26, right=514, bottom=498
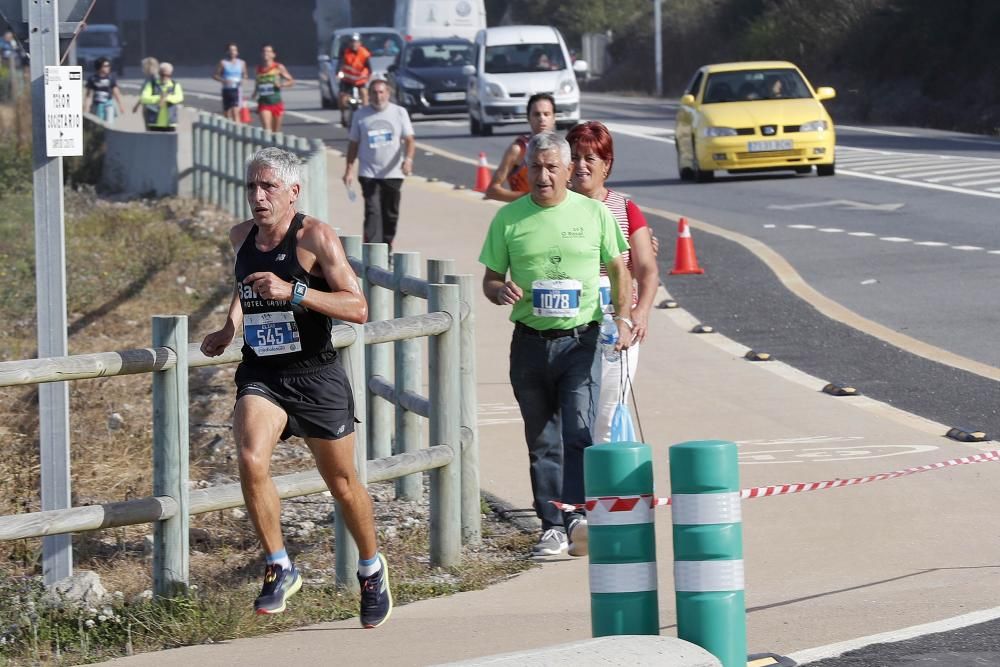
left=331, top=33, right=403, bottom=59
left=78, top=32, right=119, bottom=48
left=702, top=68, right=812, bottom=103
left=484, top=43, right=564, bottom=74
left=405, top=42, right=473, bottom=68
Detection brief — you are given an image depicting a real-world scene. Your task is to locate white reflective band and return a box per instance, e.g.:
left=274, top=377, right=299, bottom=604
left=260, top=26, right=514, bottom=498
left=671, top=492, right=742, bottom=525
left=674, top=559, right=745, bottom=592
left=589, top=562, right=658, bottom=594
left=586, top=495, right=655, bottom=526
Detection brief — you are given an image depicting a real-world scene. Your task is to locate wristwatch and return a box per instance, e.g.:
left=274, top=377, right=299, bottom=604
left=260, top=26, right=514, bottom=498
left=290, top=280, right=308, bottom=305
left=613, top=315, right=634, bottom=328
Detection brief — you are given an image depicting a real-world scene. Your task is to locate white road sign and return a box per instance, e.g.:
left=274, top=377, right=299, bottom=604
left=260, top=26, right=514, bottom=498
left=44, top=65, right=83, bottom=157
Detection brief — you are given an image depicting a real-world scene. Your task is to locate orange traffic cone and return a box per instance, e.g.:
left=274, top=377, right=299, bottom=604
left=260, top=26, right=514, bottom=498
left=669, top=217, right=705, bottom=275
left=474, top=152, right=491, bottom=192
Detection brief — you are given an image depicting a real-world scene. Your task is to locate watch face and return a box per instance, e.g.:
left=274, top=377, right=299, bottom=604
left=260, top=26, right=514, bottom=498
left=294, top=282, right=307, bottom=298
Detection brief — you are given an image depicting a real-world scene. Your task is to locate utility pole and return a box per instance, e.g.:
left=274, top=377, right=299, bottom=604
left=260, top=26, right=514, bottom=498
left=654, top=0, right=663, bottom=97
left=29, top=0, right=71, bottom=585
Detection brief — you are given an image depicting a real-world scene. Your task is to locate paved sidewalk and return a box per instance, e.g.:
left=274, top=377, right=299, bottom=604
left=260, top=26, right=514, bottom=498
left=100, top=149, right=1000, bottom=666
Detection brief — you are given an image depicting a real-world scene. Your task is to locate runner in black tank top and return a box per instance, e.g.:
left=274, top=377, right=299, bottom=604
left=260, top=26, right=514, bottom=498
left=235, top=212, right=336, bottom=370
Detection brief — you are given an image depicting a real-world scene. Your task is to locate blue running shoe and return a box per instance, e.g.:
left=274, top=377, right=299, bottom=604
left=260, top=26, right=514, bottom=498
left=254, top=563, right=302, bottom=615
left=358, top=553, right=393, bottom=628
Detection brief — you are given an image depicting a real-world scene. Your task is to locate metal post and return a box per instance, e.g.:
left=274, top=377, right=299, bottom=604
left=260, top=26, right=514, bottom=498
left=294, top=136, right=312, bottom=217
left=30, top=0, right=72, bottom=585
left=427, top=259, right=456, bottom=285
left=310, top=138, right=328, bottom=222
left=586, top=442, right=659, bottom=635
left=654, top=0, right=663, bottom=97
left=152, top=316, right=190, bottom=598
left=208, top=116, right=221, bottom=208
left=225, top=120, right=238, bottom=217
left=335, top=322, right=366, bottom=591
left=670, top=440, right=746, bottom=667
left=393, top=252, right=423, bottom=501
left=446, top=274, right=480, bottom=545
left=428, top=284, right=461, bottom=567
left=363, top=243, right=393, bottom=461
left=341, top=234, right=362, bottom=266
left=238, top=124, right=251, bottom=220
left=192, top=113, right=202, bottom=200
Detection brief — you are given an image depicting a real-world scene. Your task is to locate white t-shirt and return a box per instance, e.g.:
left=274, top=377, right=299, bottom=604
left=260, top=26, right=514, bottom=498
left=348, top=103, right=414, bottom=179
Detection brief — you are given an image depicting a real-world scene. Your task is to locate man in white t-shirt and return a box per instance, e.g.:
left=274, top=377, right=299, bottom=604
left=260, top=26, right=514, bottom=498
left=343, top=79, right=416, bottom=250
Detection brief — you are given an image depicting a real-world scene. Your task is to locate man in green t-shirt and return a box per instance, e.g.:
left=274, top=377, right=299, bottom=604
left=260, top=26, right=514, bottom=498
left=479, top=132, right=632, bottom=558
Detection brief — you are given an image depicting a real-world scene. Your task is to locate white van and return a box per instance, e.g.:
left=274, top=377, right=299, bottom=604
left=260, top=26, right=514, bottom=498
left=465, top=25, right=587, bottom=136
left=394, top=0, right=486, bottom=43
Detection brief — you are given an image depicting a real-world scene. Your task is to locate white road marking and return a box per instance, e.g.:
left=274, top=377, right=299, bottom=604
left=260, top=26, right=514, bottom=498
left=838, top=168, right=1000, bottom=200
left=926, top=165, right=1000, bottom=182
left=880, top=237, right=911, bottom=242
left=848, top=232, right=876, bottom=237
left=838, top=124, right=917, bottom=137
left=739, top=444, right=937, bottom=465
left=789, top=227, right=996, bottom=257
left=602, top=121, right=675, bottom=145
left=788, top=224, right=816, bottom=229
left=914, top=241, right=948, bottom=247
left=818, top=228, right=844, bottom=233
left=953, top=177, right=1000, bottom=186
left=788, top=606, right=1000, bottom=664
left=736, top=435, right=865, bottom=446
left=769, top=199, right=903, bottom=212
left=952, top=245, right=983, bottom=251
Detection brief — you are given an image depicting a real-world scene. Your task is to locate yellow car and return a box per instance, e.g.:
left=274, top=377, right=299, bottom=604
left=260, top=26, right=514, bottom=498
left=674, top=61, right=836, bottom=182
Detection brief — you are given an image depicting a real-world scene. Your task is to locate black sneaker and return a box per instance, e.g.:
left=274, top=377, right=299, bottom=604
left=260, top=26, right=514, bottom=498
left=358, top=553, right=393, bottom=628
left=253, top=563, right=302, bottom=615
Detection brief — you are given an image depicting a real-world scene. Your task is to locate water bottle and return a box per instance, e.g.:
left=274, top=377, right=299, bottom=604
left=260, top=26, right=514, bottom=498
left=599, top=313, right=619, bottom=362
left=345, top=183, right=357, bottom=203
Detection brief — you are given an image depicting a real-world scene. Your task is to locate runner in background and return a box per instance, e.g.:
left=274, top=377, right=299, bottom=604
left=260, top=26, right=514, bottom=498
left=567, top=121, right=659, bottom=444
left=84, top=57, right=124, bottom=124
left=254, top=44, right=295, bottom=132
left=214, top=42, right=248, bottom=123
left=484, top=93, right=556, bottom=203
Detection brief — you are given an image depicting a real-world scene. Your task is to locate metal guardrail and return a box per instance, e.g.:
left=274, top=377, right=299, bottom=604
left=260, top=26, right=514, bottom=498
left=191, top=112, right=328, bottom=223
left=0, top=244, right=480, bottom=597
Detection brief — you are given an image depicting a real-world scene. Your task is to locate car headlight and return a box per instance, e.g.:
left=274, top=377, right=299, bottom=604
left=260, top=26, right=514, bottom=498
left=703, top=126, right=738, bottom=137
left=396, top=75, right=424, bottom=90
left=485, top=82, right=505, bottom=98
left=799, top=119, right=829, bottom=132
left=558, top=77, right=575, bottom=94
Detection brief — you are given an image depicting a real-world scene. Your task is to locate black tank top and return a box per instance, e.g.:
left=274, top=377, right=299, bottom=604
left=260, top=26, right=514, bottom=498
left=235, top=213, right=337, bottom=370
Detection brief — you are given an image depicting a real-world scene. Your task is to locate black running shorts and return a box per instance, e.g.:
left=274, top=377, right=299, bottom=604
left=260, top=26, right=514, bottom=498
left=235, top=362, right=357, bottom=441
left=222, top=87, right=241, bottom=111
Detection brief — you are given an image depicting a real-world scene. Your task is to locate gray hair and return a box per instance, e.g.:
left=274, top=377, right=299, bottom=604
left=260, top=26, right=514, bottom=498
left=246, top=147, right=302, bottom=188
left=526, top=132, right=571, bottom=167
left=158, top=62, right=174, bottom=76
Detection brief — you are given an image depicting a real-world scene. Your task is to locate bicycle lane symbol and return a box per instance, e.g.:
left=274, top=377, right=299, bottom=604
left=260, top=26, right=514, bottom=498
left=738, top=444, right=939, bottom=465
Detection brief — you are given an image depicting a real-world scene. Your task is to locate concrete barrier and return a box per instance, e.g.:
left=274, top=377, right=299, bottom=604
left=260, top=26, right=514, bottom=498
left=436, top=636, right=722, bottom=666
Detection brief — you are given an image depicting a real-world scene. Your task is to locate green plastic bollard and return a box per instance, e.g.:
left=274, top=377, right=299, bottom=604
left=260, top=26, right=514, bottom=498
left=585, top=442, right=659, bottom=636
left=669, top=440, right=746, bottom=667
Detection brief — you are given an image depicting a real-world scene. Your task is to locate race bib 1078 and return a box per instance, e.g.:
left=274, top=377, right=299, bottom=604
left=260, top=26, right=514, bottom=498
left=244, top=311, right=300, bottom=356
left=532, top=279, right=582, bottom=318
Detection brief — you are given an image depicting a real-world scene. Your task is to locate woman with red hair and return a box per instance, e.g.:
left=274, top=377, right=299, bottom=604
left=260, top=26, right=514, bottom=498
left=567, top=121, right=659, bottom=444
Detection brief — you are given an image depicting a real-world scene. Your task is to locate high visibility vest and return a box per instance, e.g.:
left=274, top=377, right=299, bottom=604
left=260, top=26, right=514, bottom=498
left=340, top=47, right=371, bottom=85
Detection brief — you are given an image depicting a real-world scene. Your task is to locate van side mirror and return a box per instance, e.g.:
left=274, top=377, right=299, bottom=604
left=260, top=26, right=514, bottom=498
left=680, top=94, right=695, bottom=105
left=815, top=86, right=836, bottom=101
left=461, top=64, right=475, bottom=76
left=572, top=60, right=588, bottom=74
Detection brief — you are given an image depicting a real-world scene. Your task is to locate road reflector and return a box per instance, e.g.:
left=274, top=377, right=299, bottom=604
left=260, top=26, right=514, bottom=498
left=691, top=324, right=714, bottom=334
left=744, top=350, right=771, bottom=361
left=822, top=382, right=859, bottom=396
left=656, top=299, right=678, bottom=309
left=946, top=427, right=988, bottom=443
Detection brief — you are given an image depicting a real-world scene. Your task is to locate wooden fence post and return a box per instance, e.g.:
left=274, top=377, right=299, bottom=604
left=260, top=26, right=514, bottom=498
left=428, top=284, right=461, bottom=567
left=336, top=322, right=365, bottom=591
left=152, top=316, right=189, bottom=598
left=393, top=252, right=423, bottom=501
left=364, top=243, right=393, bottom=461
left=447, top=274, right=481, bottom=545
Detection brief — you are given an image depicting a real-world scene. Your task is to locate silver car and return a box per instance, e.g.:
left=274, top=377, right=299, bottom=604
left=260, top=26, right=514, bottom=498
left=318, top=27, right=404, bottom=109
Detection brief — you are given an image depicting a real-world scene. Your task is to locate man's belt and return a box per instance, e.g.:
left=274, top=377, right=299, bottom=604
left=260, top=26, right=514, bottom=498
left=514, top=321, right=597, bottom=339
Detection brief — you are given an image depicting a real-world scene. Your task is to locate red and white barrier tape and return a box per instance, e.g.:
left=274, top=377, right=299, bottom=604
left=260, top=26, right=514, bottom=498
left=553, top=449, right=1000, bottom=513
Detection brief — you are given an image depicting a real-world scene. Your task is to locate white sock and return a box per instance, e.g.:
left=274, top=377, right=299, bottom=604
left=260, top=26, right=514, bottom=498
left=266, top=549, right=292, bottom=571
left=358, top=552, right=382, bottom=578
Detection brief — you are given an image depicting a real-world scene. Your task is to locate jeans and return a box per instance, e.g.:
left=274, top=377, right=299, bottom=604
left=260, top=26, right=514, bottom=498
left=509, top=324, right=601, bottom=530
left=359, top=177, right=403, bottom=247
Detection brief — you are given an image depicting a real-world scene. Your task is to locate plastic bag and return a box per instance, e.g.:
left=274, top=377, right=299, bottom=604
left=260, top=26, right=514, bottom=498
left=609, top=401, right=636, bottom=443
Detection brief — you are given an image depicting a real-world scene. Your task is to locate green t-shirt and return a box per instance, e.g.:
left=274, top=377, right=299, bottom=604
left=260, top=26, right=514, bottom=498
left=478, top=190, right=628, bottom=330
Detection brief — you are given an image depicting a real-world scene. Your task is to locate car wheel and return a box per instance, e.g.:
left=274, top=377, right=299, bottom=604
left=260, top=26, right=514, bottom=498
left=692, top=141, right=714, bottom=182
left=795, top=166, right=812, bottom=174
left=480, top=122, right=493, bottom=137
left=321, top=95, right=335, bottom=109
left=817, top=162, right=836, bottom=177
left=676, top=143, right=694, bottom=181
left=469, top=115, right=480, bottom=136
left=556, top=121, right=575, bottom=131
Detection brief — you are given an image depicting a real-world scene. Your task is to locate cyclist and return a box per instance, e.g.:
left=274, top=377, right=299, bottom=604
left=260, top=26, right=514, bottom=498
left=84, top=57, right=124, bottom=124
left=337, top=33, right=371, bottom=128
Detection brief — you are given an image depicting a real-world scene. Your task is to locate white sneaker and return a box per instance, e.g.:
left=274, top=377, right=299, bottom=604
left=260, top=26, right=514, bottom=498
left=531, top=528, right=568, bottom=556
left=567, top=518, right=588, bottom=557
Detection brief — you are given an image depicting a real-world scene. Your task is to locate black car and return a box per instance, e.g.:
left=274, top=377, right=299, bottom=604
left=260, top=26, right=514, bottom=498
left=387, top=38, right=474, bottom=116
